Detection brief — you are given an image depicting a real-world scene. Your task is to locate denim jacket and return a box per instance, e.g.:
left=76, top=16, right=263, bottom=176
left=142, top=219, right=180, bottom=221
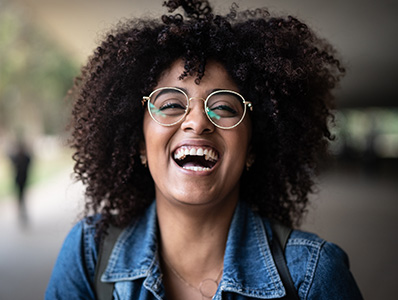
left=46, top=201, right=362, bottom=299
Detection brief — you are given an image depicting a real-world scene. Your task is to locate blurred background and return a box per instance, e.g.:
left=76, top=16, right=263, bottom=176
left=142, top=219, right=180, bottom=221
left=0, top=0, right=397, bottom=299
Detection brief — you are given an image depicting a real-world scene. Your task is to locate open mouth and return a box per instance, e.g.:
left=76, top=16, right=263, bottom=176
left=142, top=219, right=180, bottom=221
left=173, top=146, right=219, bottom=171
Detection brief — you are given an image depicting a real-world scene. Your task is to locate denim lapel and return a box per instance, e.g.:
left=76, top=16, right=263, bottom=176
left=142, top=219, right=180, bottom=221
left=100, top=200, right=286, bottom=299
left=218, top=201, right=286, bottom=299
left=101, top=201, right=160, bottom=283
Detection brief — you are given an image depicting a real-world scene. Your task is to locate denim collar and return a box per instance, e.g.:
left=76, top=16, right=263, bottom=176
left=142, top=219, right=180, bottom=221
left=101, top=201, right=286, bottom=299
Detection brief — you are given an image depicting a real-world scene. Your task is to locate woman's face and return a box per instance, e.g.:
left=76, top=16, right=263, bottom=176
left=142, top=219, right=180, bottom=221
left=142, top=59, right=252, bottom=209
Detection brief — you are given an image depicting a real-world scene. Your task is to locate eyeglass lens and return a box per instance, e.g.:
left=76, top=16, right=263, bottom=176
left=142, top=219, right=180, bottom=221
left=149, top=88, right=245, bottom=128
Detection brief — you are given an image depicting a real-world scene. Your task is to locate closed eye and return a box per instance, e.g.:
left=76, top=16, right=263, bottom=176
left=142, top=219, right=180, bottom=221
left=159, top=102, right=186, bottom=111
left=210, top=105, right=237, bottom=115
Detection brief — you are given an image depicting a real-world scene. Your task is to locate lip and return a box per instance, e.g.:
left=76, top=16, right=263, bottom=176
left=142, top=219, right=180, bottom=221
left=171, top=139, right=221, bottom=174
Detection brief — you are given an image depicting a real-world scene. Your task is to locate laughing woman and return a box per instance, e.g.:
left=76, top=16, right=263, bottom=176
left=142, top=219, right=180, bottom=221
left=46, top=0, right=362, bottom=299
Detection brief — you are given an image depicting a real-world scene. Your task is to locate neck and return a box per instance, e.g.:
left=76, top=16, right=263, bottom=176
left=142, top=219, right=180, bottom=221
left=156, top=198, right=238, bottom=287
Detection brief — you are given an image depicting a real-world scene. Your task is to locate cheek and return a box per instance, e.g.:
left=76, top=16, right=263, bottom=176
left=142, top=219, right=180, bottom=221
left=143, top=114, right=160, bottom=161
left=142, top=113, right=173, bottom=163
left=233, top=120, right=252, bottom=155
left=228, top=122, right=252, bottom=171
left=225, top=129, right=251, bottom=167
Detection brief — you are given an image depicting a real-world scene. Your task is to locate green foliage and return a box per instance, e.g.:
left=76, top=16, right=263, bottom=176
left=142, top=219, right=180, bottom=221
left=0, top=1, right=79, bottom=136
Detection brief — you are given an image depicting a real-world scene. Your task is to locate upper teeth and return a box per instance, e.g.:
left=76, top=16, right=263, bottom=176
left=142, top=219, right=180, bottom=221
left=174, top=146, right=218, bottom=161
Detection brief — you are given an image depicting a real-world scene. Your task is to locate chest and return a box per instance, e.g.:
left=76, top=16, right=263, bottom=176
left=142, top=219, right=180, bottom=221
left=111, top=281, right=256, bottom=300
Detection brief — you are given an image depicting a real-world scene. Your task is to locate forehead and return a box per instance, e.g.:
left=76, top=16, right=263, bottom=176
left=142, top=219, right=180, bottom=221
left=156, top=59, right=238, bottom=92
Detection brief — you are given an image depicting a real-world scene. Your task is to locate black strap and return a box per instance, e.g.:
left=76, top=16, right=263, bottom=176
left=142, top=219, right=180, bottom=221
left=94, top=225, right=123, bottom=300
left=271, top=223, right=300, bottom=300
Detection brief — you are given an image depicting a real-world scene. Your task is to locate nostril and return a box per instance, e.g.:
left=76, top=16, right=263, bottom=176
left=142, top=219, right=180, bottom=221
left=180, top=105, right=215, bottom=133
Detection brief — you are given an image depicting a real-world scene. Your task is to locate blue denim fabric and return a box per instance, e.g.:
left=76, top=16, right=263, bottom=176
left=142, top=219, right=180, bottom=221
left=46, top=201, right=362, bottom=299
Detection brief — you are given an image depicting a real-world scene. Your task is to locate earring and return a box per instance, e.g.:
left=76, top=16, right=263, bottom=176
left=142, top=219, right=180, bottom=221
left=246, top=156, right=254, bottom=171
left=140, top=154, right=147, bottom=167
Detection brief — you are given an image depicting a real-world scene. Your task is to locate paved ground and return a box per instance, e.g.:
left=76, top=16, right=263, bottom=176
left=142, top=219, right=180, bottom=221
left=0, top=167, right=397, bottom=299
left=0, top=169, right=84, bottom=300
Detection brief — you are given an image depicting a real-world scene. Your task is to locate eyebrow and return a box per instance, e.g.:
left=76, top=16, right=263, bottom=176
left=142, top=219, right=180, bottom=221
left=153, top=88, right=183, bottom=101
left=173, top=87, right=230, bottom=97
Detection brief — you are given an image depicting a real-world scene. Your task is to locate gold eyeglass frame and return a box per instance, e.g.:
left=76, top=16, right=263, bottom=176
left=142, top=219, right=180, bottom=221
left=142, top=87, right=253, bottom=129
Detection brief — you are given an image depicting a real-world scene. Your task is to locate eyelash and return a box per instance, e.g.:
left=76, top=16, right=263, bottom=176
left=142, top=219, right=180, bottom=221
left=159, top=103, right=186, bottom=110
left=210, top=105, right=237, bottom=114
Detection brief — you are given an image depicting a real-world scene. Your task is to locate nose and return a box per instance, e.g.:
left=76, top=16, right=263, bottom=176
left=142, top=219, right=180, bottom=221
left=180, top=98, right=215, bottom=134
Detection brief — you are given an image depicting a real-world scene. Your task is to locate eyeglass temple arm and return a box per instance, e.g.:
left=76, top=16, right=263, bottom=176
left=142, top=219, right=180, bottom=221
left=142, top=97, right=150, bottom=107
left=246, top=101, right=253, bottom=111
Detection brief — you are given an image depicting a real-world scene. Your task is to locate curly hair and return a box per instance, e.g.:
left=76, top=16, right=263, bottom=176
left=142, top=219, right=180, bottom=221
left=69, top=0, right=344, bottom=233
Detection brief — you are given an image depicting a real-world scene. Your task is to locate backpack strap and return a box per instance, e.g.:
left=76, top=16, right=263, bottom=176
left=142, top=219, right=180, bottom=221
left=94, top=224, right=123, bottom=300
left=271, top=223, right=300, bottom=300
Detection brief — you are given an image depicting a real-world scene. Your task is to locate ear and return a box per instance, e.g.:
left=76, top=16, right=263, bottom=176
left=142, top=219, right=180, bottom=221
left=139, top=141, right=147, bottom=167
left=245, top=146, right=255, bottom=170
left=139, top=140, right=146, bottom=156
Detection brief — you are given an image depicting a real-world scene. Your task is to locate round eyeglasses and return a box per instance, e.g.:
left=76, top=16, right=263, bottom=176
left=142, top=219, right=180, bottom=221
left=142, top=87, right=253, bottom=129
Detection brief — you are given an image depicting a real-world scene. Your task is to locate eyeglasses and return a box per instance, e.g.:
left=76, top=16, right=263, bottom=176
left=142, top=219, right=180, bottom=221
left=142, top=87, right=253, bottom=129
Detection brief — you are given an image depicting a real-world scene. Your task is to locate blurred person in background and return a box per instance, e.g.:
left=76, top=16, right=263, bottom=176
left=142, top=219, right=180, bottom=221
left=46, top=0, right=362, bottom=299
left=10, top=139, right=32, bottom=224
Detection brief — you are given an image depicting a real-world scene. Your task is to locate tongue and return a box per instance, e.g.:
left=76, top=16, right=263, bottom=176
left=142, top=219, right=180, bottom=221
left=179, top=156, right=214, bottom=168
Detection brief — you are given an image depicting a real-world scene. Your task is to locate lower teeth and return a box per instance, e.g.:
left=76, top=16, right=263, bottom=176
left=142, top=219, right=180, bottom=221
left=183, top=166, right=210, bottom=171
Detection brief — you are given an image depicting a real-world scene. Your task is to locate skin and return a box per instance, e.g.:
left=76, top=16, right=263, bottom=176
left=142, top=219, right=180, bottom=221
left=141, top=59, right=252, bottom=300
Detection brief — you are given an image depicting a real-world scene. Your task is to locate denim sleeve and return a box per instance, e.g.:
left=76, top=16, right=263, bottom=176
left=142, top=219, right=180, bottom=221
left=306, top=242, right=363, bottom=300
left=45, top=220, right=97, bottom=300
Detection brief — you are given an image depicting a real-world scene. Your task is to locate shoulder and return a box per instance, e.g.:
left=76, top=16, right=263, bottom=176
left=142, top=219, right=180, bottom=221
left=286, top=229, right=349, bottom=273
left=285, top=229, right=347, bottom=282
left=61, top=217, right=99, bottom=265
left=285, top=229, right=363, bottom=299
left=45, top=217, right=99, bottom=300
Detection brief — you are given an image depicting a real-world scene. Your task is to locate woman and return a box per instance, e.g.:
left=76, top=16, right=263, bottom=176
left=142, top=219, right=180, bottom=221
left=46, top=0, right=362, bottom=299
